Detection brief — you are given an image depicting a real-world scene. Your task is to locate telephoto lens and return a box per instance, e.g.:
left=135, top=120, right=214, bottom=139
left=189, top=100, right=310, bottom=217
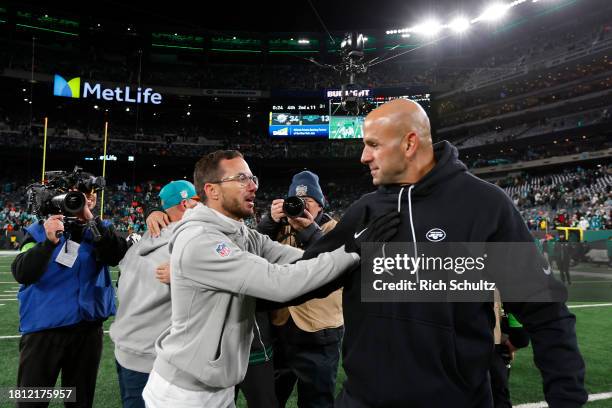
left=51, top=191, right=86, bottom=215
left=283, top=196, right=305, bottom=218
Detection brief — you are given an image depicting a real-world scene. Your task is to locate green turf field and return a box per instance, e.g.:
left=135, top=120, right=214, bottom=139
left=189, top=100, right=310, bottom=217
left=0, top=253, right=611, bottom=407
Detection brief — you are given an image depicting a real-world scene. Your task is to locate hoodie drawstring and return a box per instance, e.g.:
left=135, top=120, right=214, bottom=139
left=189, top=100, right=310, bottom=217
left=397, top=186, right=420, bottom=280
left=253, top=319, right=269, bottom=362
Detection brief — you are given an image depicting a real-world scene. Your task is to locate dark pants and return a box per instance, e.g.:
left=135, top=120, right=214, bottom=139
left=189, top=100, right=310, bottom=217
left=17, top=324, right=103, bottom=408
left=489, top=348, right=512, bottom=408
left=235, top=360, right=278, bottom=408
left=274, top=319, right=343, bottom=408
left=559, top=263, right=571, bottom=284
left=115, top=361, right=149, bottom=408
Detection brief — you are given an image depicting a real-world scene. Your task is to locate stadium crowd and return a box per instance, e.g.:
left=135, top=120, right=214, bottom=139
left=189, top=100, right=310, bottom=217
left=1, top=163, right=610, bottom=245
left=500, top=165, right=612, bottom=231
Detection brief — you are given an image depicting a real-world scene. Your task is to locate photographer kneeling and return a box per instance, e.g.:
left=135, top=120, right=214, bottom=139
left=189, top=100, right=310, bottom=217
left=11, top=170, right=127, bottom=408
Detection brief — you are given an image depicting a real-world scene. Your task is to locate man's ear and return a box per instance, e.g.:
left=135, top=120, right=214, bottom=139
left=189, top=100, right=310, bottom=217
left=405, top=132, right=418, bottom=158
left=204, top=183, right=219, bottom=201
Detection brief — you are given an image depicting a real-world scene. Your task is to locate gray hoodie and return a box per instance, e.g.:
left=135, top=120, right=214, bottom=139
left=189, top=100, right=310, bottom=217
left=152, top=204, right=358, bottom=391
left=110, top=225, right=175, bottom=373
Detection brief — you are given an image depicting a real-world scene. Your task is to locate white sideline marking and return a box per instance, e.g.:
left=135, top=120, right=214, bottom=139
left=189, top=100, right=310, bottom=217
left=0, top=330, right=110, bottom=340
left=0, top=304, right=4, bottom=306
left=3, top=290, right=18, bottom=293
left=568, top=303, right=612, bottom=309
left=515, top=391, right=612, bottom=407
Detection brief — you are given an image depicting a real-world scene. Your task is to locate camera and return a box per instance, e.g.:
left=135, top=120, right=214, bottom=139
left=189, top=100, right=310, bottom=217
left=283, top=196, right=305, bottom=218
left=26, top=166, right=105, bottom=217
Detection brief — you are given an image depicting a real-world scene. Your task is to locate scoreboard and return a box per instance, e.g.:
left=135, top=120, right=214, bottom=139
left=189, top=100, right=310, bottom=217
left=269, top=88, right=431, bottom=139
left=269, top=102, right=329, bottom=137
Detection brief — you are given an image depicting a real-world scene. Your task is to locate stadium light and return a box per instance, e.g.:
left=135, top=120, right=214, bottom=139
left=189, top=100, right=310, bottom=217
left=298, top=39, right=310, bottom=44
left=477, top=3, right=510, bottom=22
left=449, top=17, right=470, bottom=33
left=401, top=33, right=411, bottom=38
left=412, top=20, right=442, bottom=37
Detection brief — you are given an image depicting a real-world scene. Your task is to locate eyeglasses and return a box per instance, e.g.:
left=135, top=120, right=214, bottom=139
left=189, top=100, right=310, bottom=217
left=210, top=173, right=259, bottom=187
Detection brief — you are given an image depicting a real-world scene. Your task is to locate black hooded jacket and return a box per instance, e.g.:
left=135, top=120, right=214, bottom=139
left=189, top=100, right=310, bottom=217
left=300, top=141, right=586, bottom=408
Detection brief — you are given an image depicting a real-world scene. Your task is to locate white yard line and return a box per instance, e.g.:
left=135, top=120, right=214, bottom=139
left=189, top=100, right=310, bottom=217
left=515, top=391, right=612, bottom=407
left=0, top=330, right=110, bottom=340
left=568, top=303, right=612, bottom=309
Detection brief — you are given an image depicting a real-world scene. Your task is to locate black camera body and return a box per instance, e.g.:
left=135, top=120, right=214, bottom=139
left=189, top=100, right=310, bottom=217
left=283, top=196, right=306, bottom=218
left=26, top=166, right=105, bottom=217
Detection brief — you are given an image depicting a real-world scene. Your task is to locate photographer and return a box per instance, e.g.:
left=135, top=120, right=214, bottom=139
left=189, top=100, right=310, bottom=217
left=257, top=171, right=343, bottom=408
left=11, top=172, right=127, bottom=408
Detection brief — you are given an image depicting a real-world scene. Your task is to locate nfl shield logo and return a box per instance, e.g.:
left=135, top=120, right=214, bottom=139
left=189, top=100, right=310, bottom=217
left=295, top=185, right=308, bottom=196
left=215, top=242, right=232, bottom=257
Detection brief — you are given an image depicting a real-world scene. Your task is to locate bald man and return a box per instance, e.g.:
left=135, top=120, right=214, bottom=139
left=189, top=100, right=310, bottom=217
left=292, top=99, right=587, bottom=407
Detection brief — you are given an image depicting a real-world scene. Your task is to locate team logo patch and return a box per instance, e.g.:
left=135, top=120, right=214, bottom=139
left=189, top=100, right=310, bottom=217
left=295, top=185, right=308, bottom=196
left=215, top=242, right=232, bottom=257
left=425, top=228, right=446, bottom=242
left=180, top=190, right=188, bottom=198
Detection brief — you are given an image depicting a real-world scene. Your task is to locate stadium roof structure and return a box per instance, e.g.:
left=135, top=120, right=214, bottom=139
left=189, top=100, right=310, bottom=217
left=12, top=0, right=466, bottom=32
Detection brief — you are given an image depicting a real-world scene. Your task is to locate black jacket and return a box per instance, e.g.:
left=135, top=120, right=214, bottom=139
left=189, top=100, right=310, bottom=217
left=299, top=141, right=586, bottom=408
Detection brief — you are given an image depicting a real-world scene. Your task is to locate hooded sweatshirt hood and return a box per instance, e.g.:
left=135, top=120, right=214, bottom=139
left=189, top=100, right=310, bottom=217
left=378, top=140, right=467, bottom=197
left=169, top=203, right=245, bottom=254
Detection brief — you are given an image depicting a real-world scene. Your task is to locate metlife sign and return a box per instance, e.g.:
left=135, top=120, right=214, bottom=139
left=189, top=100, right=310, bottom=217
left=53, top=74, right=162, bottom=104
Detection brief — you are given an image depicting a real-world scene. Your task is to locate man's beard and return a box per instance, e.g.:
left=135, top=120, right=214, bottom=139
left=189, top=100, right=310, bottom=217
left=221, top=194, right=252, bottom=220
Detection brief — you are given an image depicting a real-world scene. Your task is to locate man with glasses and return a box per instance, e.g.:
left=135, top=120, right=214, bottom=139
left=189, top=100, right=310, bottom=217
left=142, top=150, right=398, bottom=408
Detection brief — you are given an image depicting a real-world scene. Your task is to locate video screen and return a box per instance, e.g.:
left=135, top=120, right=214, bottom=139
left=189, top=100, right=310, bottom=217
left=269, top=89, right=430, bottom=139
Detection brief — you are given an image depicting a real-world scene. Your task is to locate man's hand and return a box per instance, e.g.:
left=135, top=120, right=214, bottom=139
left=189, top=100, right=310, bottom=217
left=44, top=215, right=65, bottom=244
left=75, top=192, right=95, bottom=221
left=155, top=262, right=171, bottom=284
left=346, top=211, right=401, bottom=254
left=147, top=211, right=170, bottom=238
left=270, top=199, right=286, bottom=223
left=287, top=209, right=315, bottom=232
left=503, top=338, right=518, bottom=358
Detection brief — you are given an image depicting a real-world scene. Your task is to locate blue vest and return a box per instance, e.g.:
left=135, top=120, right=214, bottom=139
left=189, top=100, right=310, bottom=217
left=18, top=222, right=116, bottom=334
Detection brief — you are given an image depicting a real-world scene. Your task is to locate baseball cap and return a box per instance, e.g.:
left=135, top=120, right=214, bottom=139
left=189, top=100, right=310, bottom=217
left=159, top=180, right=199, bottom=210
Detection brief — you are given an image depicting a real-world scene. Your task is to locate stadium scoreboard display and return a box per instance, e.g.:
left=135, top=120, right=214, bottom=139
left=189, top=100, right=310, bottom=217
left=269, top=103, right=329, bottom=137
left=269, top=89, right=431, bottom=139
